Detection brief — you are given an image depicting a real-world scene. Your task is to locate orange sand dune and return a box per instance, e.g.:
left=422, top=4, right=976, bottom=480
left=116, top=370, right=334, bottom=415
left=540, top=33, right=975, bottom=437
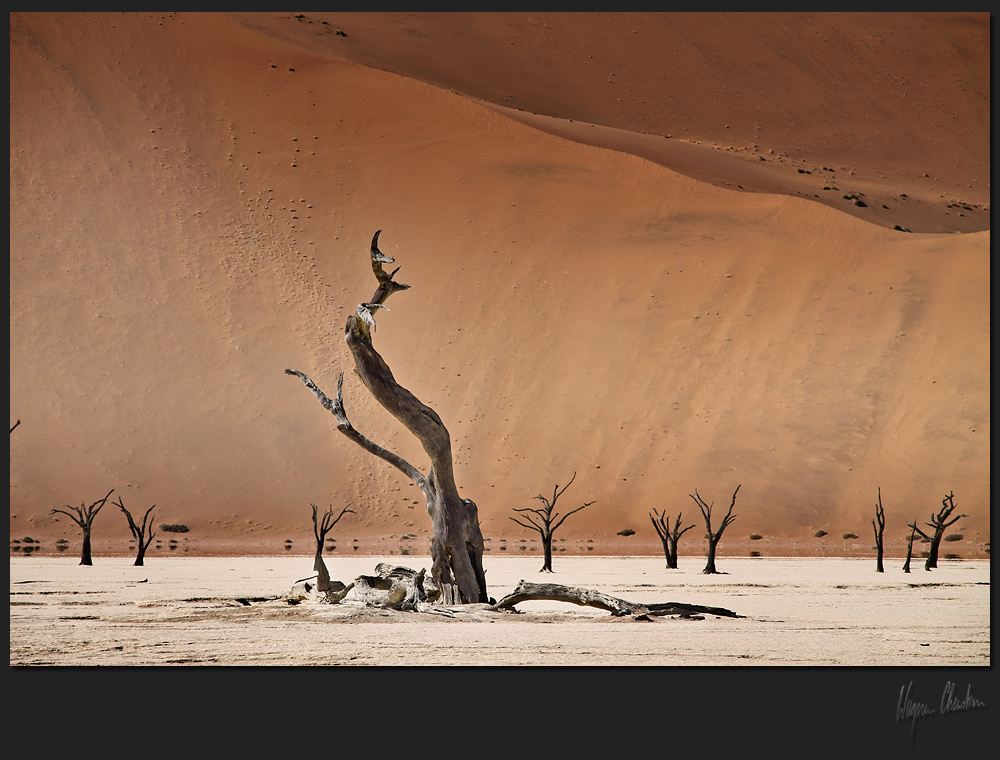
left=9, top=12, right=990, bottom=558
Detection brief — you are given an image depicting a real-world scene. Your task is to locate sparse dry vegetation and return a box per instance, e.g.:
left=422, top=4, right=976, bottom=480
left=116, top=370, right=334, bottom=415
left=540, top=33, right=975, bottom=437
left=114, top=495, right=156, bottom=567
left=510, top=472, right=594, bottom=573
left=50, top=490, right=114, bottom=566
left=650, top=509, right=694, bottom=569
left=691, top=485, right=739, bottom=575
left=908, top=492, right=966, bottom=571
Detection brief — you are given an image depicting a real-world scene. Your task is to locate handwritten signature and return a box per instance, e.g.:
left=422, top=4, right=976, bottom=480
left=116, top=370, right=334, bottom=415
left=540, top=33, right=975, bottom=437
left=896, top=680, right=988, bottom=746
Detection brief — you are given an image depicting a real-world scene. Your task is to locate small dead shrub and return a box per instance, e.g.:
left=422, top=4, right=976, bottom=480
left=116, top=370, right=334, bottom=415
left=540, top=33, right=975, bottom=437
left=813, top=530, right=828, bottom=538
left=842, top=532, right=858, bottom=539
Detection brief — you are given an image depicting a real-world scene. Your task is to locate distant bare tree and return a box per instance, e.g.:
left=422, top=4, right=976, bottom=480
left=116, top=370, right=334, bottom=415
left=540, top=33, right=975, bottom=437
left=650, top=509, right=694, bottom=569
left=907, top=491, right=966, bottom=570
left=114, top=495, right=156, bottom=566
left=51, top=489, right=114, bottom=566
left=902, top=523, right=917, bottom=573
left=691, top=485, right=740, bottom=574
left=311, top=502, right=354, bottom=593
left=510, top=472, right=594, bottom=573
left=872, top=488, right=885, bottom=573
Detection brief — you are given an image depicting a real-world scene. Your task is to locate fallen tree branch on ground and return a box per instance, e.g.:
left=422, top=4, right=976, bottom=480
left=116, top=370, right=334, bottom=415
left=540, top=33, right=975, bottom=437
left=490, top=580, right=742, bottom=618
left=288, top=565, right=740, bottom=620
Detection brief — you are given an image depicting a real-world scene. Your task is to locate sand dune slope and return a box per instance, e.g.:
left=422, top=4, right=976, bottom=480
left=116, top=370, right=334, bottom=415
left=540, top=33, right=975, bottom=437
left=9, top=13, right=989, bottom=557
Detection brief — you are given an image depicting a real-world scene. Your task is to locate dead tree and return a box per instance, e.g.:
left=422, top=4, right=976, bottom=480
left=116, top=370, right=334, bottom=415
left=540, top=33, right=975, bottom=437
left=287, top=560, right=743, bottom=620
left=872, top=488, right=885, bottom=573
left=311, top=502, right=354, bottom=593
left=902, top=524, right=917, bottom=573
left=114, top=495, right=156, bottom=566
left=691, top=484, right=740, bottom=574
left=492, top=580, right=742, bottom=619
left=286, top=230, right=489, bottom=604
left=650, top=509, right=694, bottom=569
left=10, top=419, right=20, bottom=434
left=510, top=472, right=594, bottom=572
left=51, top=489, right=114, bottom=566
left=907, top=491, right=966, bottom=570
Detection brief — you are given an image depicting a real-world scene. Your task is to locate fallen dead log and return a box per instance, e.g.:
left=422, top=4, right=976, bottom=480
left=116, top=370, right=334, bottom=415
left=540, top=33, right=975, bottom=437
left=288, top=566, right=739, bottom=620
left=289, top=575, right=354, bottom=604
left=351, top=564, right=432, bottom=608
left=490, top=580, right=742, bottom=618
left=290, top=563, right=445, bottom=611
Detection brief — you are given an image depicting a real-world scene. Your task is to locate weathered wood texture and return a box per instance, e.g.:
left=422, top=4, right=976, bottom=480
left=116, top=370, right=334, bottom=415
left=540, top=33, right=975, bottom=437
left=286, top=231, right=488, bottom=604
left=491, top=580, right=741, bottom=619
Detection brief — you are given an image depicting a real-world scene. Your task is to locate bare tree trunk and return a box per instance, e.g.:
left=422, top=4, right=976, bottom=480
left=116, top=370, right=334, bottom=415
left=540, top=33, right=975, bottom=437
left=907, top=491, right=965, bottom=571
left=287, top=231, right=489, bottom=604
left=311, top=503, right=353, bottom=593
left=691, top=485, right=739, bottom=574
left=114, top=496, right=156, bottom=567
left=541, top=534, right=554, bottom=572
left=903, top=525, right=916, bottom=573
left=873, top=488, right=885, bottom=573
left=51, top=490, right=113, bottom=567
left=704, top=540, right=718, bottom=573
left=80, top=532, right=94, bottom=566
left=650, top=509, right=693, bottom=569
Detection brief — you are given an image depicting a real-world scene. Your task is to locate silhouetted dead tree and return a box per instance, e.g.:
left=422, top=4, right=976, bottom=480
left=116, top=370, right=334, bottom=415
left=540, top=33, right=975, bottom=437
left=872, top=488, right=885, bottom=573
left=510, top=472, right=594, bottom=572
left=51, top=489, right=114, bottom=566
left=691, top=485, right=740, bottom=574
left=114, top=495, right=156, bottom=566
left=650, top=509, right=694, bottom=569
left=286, top=230, right=489, bottom=604
left=907, top=491, right=965, bottom=570
left=902, top=524, right=917, bottom=573
left=10, top=419, right=20, bottom=434
left=311, top=502, right=354, bottom=594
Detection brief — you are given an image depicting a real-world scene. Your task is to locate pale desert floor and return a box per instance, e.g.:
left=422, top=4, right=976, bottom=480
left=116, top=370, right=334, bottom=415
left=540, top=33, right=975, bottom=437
left=9, top=554, right=989, bottom=667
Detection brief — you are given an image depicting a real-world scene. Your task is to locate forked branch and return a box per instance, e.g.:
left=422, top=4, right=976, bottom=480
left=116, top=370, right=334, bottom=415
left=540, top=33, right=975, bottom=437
left=114, top=495, right=156, bottom=566
left=286, top=229, right=488, bottom=603
left=691, top=484, right=740, bottom=574
left=284, top=369, right=428, bottom=492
